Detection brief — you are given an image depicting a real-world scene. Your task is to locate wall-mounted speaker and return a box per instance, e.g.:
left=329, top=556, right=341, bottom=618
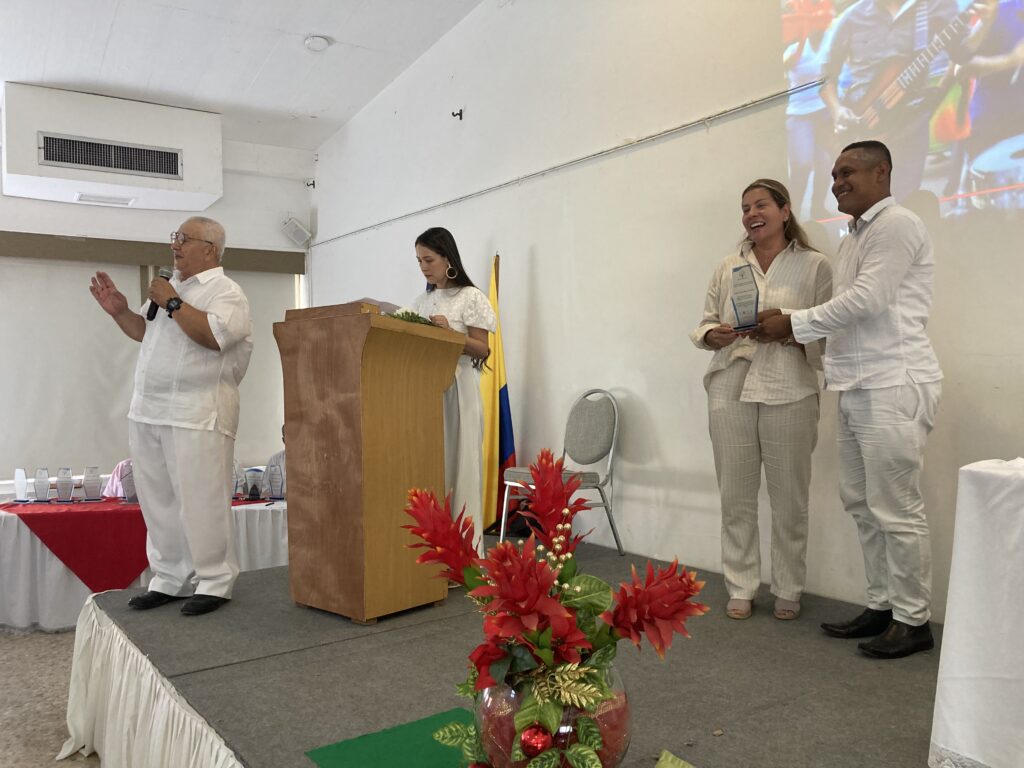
left=282, top=217, right=312, bottom=246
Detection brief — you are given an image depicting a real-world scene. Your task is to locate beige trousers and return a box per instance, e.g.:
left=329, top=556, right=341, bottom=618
left=129, top=421, right=239, bottom=598
left=708, top=360, right=820, bottom=602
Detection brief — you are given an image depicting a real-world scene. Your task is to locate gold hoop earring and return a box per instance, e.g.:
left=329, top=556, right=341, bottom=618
left=446, top=265, right=458, bottom=280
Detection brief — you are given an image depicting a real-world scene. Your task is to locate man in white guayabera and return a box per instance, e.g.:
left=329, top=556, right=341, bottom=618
left=756, top=140, right=942, bottom=659
left=89, top=216, right=253, bottom=616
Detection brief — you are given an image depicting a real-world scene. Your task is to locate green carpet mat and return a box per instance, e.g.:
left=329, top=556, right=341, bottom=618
left=306, top=707, right=473, bottom=767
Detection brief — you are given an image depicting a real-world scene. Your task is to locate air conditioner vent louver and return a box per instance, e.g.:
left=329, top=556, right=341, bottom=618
left=39, top=133, right=182, bottom=179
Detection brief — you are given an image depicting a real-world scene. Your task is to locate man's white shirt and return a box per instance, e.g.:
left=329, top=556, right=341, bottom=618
left=129, top=266, right=253, bottom=437
left=790, top=197, right=942, bottom=390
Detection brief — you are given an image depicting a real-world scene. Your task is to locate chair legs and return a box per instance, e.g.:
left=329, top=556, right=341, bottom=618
left=499, top=481, right=623, bottom=556
left=596, top=485, right=625, bottom=556
left=498, top=483, right=516, bottom=542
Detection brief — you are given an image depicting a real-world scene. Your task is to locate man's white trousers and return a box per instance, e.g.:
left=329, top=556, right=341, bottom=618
left=129, top=421, right=239, bottom=598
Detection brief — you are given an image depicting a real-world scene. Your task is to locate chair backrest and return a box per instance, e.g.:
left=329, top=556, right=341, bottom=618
left=563, top=389, right=618, bottom=474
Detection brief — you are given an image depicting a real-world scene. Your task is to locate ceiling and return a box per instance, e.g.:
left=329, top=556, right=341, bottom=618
left=0, top=0, right=481, bottom=151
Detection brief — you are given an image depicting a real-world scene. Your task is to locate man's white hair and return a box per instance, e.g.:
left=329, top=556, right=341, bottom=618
left=183, top=216, right=226, bottom=261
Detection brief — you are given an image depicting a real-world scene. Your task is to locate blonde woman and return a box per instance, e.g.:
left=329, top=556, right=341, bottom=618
left=691, top=179, right=832, bottom=621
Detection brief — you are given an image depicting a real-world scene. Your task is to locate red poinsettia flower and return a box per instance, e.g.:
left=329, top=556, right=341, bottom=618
left=517, top=449, right=590, bottom=553
left=469, top=639, right=508, bottom=689
left=471, top=539, right=591, bottom=666
left=600, top=560, right=709, bottom=658
left=402, top=488, right=479, bottom=586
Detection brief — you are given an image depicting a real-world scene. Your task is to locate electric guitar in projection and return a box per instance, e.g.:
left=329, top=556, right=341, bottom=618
left=839, top=6, right=977, bottom=136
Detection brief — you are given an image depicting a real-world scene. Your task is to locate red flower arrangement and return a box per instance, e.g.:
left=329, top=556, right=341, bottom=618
left=403, top=449, right=708, bottom=768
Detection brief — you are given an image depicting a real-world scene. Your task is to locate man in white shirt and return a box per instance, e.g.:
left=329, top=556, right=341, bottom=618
left=89, top=216, right=253, bottom=616
left=757, top=140, right=942, bottom=659
left=261, top=425, right=286, bottom=499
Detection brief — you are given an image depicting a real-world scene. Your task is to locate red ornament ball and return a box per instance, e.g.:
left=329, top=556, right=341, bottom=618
left=520, top=724, right=553, bottom=757
left=467, top=764, right=490, bottom=768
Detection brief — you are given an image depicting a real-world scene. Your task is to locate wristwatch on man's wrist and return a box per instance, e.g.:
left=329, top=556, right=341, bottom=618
left=165, top=297, right=183, bottom=318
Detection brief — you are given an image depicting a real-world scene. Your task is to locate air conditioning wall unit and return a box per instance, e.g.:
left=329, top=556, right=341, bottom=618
left=1, top=82, right=222, bottom=211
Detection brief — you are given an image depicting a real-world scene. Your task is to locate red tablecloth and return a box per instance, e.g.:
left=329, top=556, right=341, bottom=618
left=2, top=499, right=148, bottom=592
left=2, top=499, right=267, bottom=593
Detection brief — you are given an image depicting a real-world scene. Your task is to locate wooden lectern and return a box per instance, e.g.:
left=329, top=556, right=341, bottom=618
left=273, top=302, right=465, bottom=622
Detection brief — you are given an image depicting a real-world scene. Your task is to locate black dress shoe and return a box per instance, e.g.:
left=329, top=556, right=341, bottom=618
left=858, top=620, right=934, bottom=659
left=181, top=595, right=230, bottom=616
left=820, top=607, right=893, bottom=638
left=128, top=591, right=186, bottom=610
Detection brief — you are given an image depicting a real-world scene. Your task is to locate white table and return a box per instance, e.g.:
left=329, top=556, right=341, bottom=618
left=929, top=459, right=1024, bottom=768
left=0, top=501, right=288, bottom=633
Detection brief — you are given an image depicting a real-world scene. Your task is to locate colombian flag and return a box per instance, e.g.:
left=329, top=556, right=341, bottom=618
left=480, top=253, right=516, bottom=529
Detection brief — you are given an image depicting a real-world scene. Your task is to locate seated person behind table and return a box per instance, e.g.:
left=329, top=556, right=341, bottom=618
left=261, top=425, right=286, bottom=499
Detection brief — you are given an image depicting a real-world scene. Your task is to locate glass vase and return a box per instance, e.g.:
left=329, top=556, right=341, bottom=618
left=474, top=665, right=631, bottom=768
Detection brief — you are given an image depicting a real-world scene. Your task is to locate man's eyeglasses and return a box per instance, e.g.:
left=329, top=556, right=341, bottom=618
left=170, top=231, right=215, bottom=247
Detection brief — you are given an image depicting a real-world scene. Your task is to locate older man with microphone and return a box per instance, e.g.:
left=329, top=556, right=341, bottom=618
left=89, top=216, right=253, bottom=616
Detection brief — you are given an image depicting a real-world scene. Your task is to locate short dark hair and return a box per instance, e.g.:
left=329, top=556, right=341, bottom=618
left=415, top=227, right=476, bottom=292
left=841, top=140, right=892, bottom=170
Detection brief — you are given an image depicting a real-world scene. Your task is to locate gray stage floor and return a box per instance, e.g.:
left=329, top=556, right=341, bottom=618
left=95, top=542, right=942, bottom=768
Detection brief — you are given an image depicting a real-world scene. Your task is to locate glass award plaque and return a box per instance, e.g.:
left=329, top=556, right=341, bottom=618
left=83, top=466, right=103, bottom=501
left=34, top=468, right=50, bottom=502
left=266, top=464, right=284, bottom=500
left=56, top=468, right=75, bottom=502
left=244, top=467, right=264, bottom=501
left=731, top=264, right=760, bottom=332
left=14, top=468, right=29, bottom=502
left=120, top=462, right=138, bottom=503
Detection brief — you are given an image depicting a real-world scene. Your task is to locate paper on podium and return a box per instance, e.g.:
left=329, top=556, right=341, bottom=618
left=352, top=297, right=401, bottom=315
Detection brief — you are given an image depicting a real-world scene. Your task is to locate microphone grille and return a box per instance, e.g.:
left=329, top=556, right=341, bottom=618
left=158, top=267, right=174, bottom=279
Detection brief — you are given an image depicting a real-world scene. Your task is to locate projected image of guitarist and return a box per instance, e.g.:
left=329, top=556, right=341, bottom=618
left=821, top=0, right=998, bottom=199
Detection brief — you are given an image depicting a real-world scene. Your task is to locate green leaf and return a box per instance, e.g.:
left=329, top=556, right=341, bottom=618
left=561, top=575, right=613, bottom=612
left=533, top=646, right=555, bottom=667
left=455, top=666, right=479, bottom=698
left=488, top=653, right=512, bottom=688
left=462, top=565, right=486, bottom=591
left=461, top=724, right=488, bottom=764
left=509, top=644, right=539, bottom=674
left=558, top=557, right=578, bottom=581
left=574, top=717, right=603, bottom=751
left=583, top=643, right=617, bottom=669
left=432, top=722, right=469, bottom=748
left=575, top=609, right=597, bottom=642
left=656, top=751, right=698, bottom=768
left=537, top=699, right=564, bottom=735
left=514, top=691, right=540, bottom=733
left=526, top=749, right=561, bottom=768
left=537, top=625, right=553, bottom=649
left=511, top=740, right=526, bottom=762
left=564, top=743, right=603, bottom=768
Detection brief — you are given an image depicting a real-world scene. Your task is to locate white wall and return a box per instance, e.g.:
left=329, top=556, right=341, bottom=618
left=0, top=142, right=311, bottom=475
left=308, top=0, right=1024, bottom=622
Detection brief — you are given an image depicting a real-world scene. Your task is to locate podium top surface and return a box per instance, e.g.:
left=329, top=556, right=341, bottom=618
left=277, top=303, right=464, bottom=346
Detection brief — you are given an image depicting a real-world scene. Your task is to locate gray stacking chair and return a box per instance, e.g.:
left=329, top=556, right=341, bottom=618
left=499, top=389, right=624, bottom=555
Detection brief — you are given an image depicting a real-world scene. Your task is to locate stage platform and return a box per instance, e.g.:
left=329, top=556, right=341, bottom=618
left=59, top=543, right=943, bottom=768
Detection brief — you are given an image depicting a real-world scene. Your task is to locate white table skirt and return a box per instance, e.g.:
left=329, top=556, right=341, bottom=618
left=0, top=502, right=288, bottom=633
left=929, top=459, right=1024, bottom=768
left=59, top=597, right=243, bottom=767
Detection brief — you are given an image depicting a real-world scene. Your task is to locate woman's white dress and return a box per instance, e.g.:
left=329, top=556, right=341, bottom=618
left=412, top=286, right=497, bottom=542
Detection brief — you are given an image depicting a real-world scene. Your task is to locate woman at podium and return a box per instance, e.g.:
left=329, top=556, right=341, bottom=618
left=412, top=227, right=496, bottom=548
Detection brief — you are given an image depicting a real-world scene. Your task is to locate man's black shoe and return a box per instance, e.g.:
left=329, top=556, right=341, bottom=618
left=820, top=607, right=893, bottom=639
left=181, top=595, right=230, bottom=616
left=858, top=620, right=934, bottom=659
left=128, top=591, right=186, bottom=610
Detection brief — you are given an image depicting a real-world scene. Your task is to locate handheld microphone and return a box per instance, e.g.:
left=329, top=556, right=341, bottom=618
left=146, top=268, right=174, bottom=321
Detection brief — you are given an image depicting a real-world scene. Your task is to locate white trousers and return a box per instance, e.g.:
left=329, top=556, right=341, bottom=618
left=128, top=421, right=239, bottom=598
left=838, top=379, right=941, bottom=626
left=443, top=356, right=485, bottom=550
left=708, top=361, right=820, bottom=602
